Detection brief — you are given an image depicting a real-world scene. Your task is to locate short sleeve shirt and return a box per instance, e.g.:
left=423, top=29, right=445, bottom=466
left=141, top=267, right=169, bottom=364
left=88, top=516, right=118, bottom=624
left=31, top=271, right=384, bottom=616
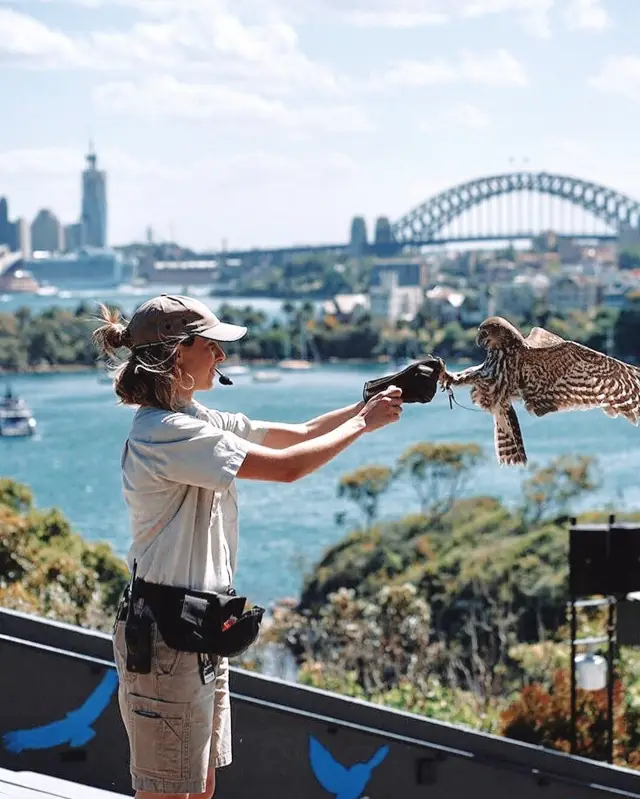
left=121, top=399, right=267, bottom=592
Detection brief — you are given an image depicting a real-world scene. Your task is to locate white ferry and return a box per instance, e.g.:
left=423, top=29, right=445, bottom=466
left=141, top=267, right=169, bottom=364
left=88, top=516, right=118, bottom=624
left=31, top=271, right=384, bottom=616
left=0, top=386, right=37, bottom=437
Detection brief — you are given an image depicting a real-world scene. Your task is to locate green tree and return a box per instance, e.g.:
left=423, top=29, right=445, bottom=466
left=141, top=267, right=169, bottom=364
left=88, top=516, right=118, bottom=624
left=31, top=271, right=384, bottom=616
left=0, top=479, right=128, bottom=630
left=337, top=465, right=393, bottom=529
left=0, top=478, right=33, bottom=513
left=521, top=455, right=598, bottom=525
left=395, top=442, right=484, bottom=516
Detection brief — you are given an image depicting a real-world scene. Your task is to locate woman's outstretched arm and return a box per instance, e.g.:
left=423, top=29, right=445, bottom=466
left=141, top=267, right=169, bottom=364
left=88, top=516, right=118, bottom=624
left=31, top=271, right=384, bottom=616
left=239, top=388, right=401, bottom=482
left=260, top=401, right=365, bottom=449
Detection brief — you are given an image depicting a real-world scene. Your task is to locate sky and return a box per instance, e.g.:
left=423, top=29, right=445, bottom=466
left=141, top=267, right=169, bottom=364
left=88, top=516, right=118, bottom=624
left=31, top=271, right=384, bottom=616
left=0, top=0, right=638, bottom=250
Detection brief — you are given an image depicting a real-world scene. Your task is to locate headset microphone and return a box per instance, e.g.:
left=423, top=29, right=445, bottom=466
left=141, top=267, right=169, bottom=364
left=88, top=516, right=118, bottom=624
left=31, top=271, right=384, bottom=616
left=216, top=369, right=233, bottom=386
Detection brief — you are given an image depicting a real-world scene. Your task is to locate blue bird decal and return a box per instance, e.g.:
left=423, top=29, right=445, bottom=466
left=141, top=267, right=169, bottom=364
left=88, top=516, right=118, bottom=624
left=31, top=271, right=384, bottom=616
left=2, top=669, right=118, bottom=754
left=309, top=735, right=389, bottom=799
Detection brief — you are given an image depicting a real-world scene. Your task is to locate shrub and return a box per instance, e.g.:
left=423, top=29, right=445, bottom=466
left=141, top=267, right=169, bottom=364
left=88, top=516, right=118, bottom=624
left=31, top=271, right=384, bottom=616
left=500, top=669, right=633, bottom=765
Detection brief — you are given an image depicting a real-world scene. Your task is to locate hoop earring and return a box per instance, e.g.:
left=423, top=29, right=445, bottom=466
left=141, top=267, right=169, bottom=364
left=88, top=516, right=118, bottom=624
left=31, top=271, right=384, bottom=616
left=176, top=367, right=195, bottom=392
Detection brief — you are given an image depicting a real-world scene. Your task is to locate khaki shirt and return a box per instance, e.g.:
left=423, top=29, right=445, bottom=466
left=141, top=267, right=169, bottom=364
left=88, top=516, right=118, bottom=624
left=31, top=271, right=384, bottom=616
left=121, top=399, right=267, bottom=592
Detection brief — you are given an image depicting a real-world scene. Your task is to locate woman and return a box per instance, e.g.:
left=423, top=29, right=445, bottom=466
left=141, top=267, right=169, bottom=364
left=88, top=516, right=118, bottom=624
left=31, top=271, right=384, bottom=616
left=93, top=294, right=405, bottom=799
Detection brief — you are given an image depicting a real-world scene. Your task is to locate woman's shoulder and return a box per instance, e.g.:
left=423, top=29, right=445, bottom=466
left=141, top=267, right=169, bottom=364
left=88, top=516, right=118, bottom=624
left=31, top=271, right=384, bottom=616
left=131, top=405, right=212, bottom=442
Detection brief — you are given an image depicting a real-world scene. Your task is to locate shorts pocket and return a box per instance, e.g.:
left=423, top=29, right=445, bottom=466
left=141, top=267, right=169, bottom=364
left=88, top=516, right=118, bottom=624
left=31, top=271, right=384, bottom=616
left=129, top=695, right=189, bottom=780
left=154, top=625, right=185, bottom=676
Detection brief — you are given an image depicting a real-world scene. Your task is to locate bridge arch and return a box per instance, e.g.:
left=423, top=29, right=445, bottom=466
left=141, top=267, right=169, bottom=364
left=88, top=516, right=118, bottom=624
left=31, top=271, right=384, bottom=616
left=391, top=171, right=640, bottom=245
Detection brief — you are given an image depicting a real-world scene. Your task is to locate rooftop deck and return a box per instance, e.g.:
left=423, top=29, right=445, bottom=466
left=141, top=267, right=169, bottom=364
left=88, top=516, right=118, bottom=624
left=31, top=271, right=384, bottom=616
left=0, top=607, right=638, bottom=799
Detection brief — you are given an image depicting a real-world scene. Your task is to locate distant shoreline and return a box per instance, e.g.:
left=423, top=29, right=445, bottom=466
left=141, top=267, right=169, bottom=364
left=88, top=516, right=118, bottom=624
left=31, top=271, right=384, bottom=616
left=0, top=356, right=408, bottom=377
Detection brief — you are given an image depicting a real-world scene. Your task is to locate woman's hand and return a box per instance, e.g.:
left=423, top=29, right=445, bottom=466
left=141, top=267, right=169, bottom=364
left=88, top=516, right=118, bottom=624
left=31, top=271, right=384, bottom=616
left=358, top=385, right=403, bottom=432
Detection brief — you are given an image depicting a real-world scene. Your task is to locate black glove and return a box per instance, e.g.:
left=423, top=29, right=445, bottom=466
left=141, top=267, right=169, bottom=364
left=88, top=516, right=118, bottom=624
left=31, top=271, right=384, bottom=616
left=363, top=356, right=443, bottom=404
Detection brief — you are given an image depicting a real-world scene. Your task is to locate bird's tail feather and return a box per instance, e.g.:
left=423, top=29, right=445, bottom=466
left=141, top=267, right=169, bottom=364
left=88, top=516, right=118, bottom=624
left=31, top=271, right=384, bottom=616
left=494, top=405, right=527, bottom=466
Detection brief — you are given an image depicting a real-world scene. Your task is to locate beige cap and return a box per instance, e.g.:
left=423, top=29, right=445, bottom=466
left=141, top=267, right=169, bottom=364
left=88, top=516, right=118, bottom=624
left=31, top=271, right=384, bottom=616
left=127, top=294, right=247, bottom=347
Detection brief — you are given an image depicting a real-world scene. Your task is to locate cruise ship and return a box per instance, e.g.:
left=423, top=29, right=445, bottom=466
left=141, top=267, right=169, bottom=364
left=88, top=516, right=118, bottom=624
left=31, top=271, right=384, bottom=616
left=23, top=248, right=135, bottom=289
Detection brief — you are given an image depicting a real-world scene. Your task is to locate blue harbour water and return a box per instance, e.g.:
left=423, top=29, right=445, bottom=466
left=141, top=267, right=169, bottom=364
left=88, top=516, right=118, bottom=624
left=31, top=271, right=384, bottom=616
left=3, top=362, right=640, bottom=607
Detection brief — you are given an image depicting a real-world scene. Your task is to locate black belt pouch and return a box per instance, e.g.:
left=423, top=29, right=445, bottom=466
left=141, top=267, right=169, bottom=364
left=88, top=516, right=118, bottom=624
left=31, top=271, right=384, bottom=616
left=134, top=580, right=265, bottom=658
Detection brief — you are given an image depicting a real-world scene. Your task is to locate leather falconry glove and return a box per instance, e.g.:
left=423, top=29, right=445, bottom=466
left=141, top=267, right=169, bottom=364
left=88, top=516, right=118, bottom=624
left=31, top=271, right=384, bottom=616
left=363, top=355, right=444, bottom=404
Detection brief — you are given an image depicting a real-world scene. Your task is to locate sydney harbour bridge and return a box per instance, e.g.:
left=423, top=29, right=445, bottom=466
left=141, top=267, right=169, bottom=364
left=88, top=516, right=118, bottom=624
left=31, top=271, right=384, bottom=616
left=210, top=170, right=640, bottom=262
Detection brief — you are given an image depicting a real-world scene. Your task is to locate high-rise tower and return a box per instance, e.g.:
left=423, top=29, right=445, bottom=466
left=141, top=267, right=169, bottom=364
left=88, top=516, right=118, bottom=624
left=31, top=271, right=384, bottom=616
left=0, top=197, right=10, bottom=248
left=81, top=142, right=107, bottom=248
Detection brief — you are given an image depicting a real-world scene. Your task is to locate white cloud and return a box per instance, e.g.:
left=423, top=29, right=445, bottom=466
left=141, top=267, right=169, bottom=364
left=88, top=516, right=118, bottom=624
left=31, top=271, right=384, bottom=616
left=313, top=0, right=555, bottom=35
left=0, top=8, right=82, bottom=65
left=459, top=49, right=528, bottom=85
left=564, top=0, right=611, bottom=31
left=0, top=5, right=340, bottom=95
left=421, top=103, right=492, bottom=131
left=458, top=0, right=554, bottom=37
left=375, top=60, right=457, bottom=88
left=340, top=9, right=449, bottom=27
left=93, top=75, right=373, bottom=131
left=589, top=56, right=640, bottom=102
left=374, top=49, right=528, bottom=90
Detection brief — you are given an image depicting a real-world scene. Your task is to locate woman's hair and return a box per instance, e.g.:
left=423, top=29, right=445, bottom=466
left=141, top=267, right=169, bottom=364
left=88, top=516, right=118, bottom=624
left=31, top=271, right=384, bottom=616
left=92, top=303, right=194, bottom=411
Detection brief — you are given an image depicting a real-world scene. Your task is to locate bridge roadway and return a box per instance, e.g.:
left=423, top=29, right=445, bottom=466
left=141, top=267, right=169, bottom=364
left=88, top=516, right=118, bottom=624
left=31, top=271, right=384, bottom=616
left=194, top=231, right=617, bottom=264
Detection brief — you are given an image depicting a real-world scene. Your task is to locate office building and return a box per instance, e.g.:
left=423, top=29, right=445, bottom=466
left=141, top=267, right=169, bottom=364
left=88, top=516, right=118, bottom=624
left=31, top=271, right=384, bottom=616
left=81, top=142, right=107, bottom=248
left=31, top=209, right=63, bottom=253
left=0, top=198, right=11, bottom=248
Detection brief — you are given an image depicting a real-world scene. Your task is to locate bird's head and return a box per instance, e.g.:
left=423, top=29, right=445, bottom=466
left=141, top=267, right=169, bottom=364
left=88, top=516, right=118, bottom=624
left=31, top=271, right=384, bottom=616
left=476, top=317, right=524, bottom=351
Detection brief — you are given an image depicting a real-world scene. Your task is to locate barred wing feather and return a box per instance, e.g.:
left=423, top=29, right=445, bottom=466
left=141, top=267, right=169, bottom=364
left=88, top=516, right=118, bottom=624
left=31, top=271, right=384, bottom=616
left=519, top=342, right=640, bottom=424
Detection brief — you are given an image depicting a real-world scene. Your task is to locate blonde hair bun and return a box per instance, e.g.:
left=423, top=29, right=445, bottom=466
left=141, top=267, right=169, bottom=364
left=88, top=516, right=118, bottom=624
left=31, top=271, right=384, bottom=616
left=92, top=303, right=131, bottom=357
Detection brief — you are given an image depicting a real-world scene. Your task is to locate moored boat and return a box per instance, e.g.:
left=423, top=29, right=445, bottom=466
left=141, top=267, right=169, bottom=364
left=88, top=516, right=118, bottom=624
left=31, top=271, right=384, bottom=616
left=252, top=370, right=282, bottom=383
left=0, top=386, right=36, bottom=437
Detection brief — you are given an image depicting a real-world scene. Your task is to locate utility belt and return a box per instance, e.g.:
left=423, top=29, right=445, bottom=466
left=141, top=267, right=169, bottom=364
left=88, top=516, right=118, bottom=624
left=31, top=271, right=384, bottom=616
left=118, top=564, right=265, bottom=675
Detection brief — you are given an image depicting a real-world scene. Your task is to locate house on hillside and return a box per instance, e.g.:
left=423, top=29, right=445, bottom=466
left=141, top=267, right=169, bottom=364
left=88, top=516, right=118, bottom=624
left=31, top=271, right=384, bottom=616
left=369, top=271, right=424, bottom=325
left=547, top=274, right=600, bottom=313
left=321, top=294, right=369, bottom=324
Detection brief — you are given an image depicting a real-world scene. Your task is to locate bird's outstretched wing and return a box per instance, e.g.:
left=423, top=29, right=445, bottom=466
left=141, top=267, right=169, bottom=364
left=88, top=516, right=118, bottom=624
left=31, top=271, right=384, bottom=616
left=520, top=341, right=640, bottom=423
left=309, top=737, right=348, bottom=795
left=524, top=326, right=565, bottom=348
left=494, top=405, right=527, bottom=466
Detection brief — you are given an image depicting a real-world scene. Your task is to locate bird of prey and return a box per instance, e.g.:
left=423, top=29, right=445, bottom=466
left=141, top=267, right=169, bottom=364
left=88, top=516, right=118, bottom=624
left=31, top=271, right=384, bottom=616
left=308, top=736, right=388, bottom=799
left=440, top=316, right=640, bottom=466
left=2, top=669, right=118, bottom=753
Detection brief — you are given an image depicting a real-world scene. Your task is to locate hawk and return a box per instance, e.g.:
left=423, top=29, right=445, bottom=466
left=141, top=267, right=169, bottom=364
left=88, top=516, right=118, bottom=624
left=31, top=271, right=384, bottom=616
left=440, top=316, right=640, bottom=466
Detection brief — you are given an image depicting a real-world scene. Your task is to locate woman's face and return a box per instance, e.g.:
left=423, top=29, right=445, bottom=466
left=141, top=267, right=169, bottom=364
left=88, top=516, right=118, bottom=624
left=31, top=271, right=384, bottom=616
left=178, top=336, right=226, bottom=393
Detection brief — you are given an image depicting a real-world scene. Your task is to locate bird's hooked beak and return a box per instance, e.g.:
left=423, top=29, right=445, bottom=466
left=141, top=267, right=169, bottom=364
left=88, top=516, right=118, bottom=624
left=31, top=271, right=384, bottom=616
left=476, top=328, right=488, bottom=349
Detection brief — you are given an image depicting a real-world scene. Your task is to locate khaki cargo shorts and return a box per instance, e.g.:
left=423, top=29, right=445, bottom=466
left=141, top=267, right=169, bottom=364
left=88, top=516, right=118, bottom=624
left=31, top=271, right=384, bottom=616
left=113, top=620, right=232, bottom=795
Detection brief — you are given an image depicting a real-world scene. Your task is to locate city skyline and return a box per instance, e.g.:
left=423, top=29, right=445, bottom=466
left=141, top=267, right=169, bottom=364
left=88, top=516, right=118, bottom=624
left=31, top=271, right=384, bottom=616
left=0, top=0, right=638, bottom=250
left=0, top=144, right=107, bottom=255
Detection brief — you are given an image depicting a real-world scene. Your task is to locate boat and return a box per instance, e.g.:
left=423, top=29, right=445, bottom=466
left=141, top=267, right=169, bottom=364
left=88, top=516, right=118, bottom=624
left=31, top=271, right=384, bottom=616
left=278, top=316, right=318, bottom=371
left=252, top=370, right=282, bottom=383
left=278, top=359, right=313, bottom=371
left=0, top=386, right=36, bottom=437
left=223, top=364, right=250, bottom=377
